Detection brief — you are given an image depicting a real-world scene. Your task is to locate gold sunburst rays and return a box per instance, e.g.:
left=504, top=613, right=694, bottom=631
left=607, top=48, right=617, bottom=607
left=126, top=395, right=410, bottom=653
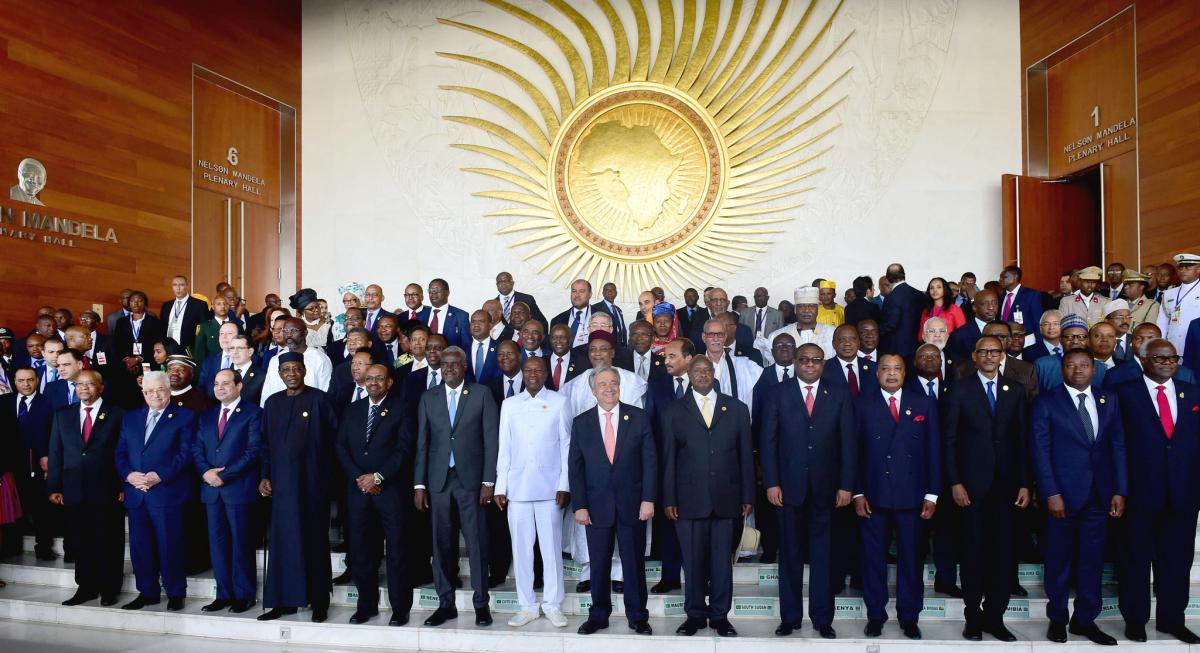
left=439, top=0, right=853, bottom=297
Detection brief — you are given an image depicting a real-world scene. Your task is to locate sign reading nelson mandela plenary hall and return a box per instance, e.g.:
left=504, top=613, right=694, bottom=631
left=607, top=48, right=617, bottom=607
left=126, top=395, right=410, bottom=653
left=0, top=199, right=119, bottom=248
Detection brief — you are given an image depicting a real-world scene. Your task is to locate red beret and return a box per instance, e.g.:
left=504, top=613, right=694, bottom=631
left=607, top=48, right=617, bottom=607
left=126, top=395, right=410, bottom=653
left=588, top=329, right=616, bottom=345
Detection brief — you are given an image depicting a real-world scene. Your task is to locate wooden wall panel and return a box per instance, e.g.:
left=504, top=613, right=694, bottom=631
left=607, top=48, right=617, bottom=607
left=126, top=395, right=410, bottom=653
left=1021, top=0, right=1200, bottom=268
left=0, top=0, right=299, bottom=335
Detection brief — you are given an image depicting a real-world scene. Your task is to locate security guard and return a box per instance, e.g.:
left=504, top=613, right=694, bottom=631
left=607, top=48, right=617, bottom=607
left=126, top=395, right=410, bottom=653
left=1157, top=253, right=1200, bottom=357
left=1059, top=266, right=1109, bottom=327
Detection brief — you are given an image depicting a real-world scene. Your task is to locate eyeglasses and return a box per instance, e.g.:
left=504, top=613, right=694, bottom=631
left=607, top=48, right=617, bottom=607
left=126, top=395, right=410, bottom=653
left=1062, top=334, right=1089, bottom=341
left=795, top=356, right=824, bottom=364
left=974, top=348, right=1004, bottom=357
left=1150, top=355, right=1181, bottom=364
left=703, top=331, right=725, bottom=338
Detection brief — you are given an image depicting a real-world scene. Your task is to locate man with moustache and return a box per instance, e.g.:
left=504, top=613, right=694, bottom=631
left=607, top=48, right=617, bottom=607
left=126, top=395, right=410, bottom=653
left=260, top=317, right=332, bottom=405
left=519, top=319, right=551, bottom=360
left=362, top=284, right=394, bottom=336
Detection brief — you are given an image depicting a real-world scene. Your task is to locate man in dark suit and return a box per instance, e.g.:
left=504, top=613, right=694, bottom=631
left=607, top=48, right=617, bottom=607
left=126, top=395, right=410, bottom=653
left=225, top=334, right=265, bottom=406
left=336, top=364, right=414, bottom=626
left=676, top=288, right=707, bottom=338
left=545, top=325, right=574, bottom=391
left=1116, top=339, right=1200, bottom=643
left=197, top=322, right=241, bottom=398
left=46, top=370, right=125, bottom=606
left=943, top=336, right=1030, bottom=642
left=954, top=321, right=1040, bottom=404
left=518, top=319, right=552, bottom=361
left=845, top=276, right=882, bottom=326
left=566, top=311, right=634, bottom=377
left=551, top=279, right=612, bottom=350
left=330, top=329, right=374, bottom=401
left=688, top=287, right=754, bottom=355
left=466, top=309, right=502, bottom=386
left=44, top=348, right=85, bottom=412
left=1031, top=350, right=1126, bottom=645
left=824, top=324, right=878, bottom=398
left=643, top=338, right=692, bottom=593
left=663, top=356, right=754, bottom=638
left=116, top=371, right=198, bottom=611
left=362, top=284, right=395, bottom=337
left=760, top=343, right=855, bottom=638
left=495, top=271, right=547, bottom=329
left=192, top=368, right=261, bottom=614
left=999, top=266, right=1044, bottom=349
left=1103, top=322, right=1199, bottom=388
left=878, top=264, right=924, bottom=358
left=747, top=332, right=796, bottom=564
left=569, top=365, right=657, bottom=636
left=948, top=289, right=1000, bottom=360
left=413, top=345, right=499, bottom=627
left=160, top=275, right=210, bottom=352
left=1024, top=309, right=1065, bottom=363
left=854, top=354, right=940, bottom=639
left=597, top=282, right=629, bottom=346
left=416, top=279, right=470, bottom=352
left=326, top=308, right=365, bottom=366
left=3, top=367, right=57, bottom=560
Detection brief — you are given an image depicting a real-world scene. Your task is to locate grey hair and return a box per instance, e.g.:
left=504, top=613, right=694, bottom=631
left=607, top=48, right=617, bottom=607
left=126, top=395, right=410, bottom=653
left=142, top=370, right=170, bottom=389
left=589, top=312, right=614, bottom=329
left=1040, top=309, right=1062, bottom=323
left=588, top=364, right=620, bottom=390
left=1137, top=337, right=1173, bottom=359
left=441, top=345, right=466, bottom=360
left=922, top=316, right=948, bottom=332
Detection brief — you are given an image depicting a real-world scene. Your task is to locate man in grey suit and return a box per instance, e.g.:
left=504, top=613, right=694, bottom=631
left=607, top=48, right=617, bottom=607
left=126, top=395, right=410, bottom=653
left=740, top=287, right=783, bottom=342
left=413, top=346, right=499, bottom=628
left=105, top=289, right=133, bottom=335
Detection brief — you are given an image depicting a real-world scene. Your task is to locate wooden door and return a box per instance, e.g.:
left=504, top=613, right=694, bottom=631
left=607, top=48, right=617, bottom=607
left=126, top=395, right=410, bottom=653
left=1002, top=173, right=1100, bottom=291
left=193, top=188, right=234, bottom=299
left=237, top=200, right=280, bottom=307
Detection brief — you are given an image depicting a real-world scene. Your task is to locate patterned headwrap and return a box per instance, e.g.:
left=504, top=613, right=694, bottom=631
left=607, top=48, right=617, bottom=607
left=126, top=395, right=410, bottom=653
left=338, top=281, right=365, bottom=303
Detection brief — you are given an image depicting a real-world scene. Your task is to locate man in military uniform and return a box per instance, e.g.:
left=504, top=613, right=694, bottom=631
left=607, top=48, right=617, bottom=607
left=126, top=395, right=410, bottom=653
left=1059, top=266, right=1109, bottom=327
left=1156, top=253, right=1200, bottom=357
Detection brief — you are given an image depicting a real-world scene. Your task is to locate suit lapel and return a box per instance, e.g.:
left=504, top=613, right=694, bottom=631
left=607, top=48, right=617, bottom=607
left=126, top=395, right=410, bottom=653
left=1056, top=388, right=1091, bottom=445
left=612, top=406, right=633, bottom=465
left=143, top=408, right=168, bottom=450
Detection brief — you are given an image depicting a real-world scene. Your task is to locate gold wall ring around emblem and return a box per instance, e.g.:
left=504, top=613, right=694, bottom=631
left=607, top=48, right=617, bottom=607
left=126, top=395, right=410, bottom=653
left=550, top=82, right=728, bottom=264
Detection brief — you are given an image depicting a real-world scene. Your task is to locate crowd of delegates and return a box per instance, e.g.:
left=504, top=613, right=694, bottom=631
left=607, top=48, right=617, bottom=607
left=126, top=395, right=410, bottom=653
left=1, top=254, right=1199, bottom=645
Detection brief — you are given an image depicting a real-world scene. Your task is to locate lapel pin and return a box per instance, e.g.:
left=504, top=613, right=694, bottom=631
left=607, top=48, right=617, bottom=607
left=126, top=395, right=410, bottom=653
left=1180, top=392, right=1186, bottom=399
left=862, top=365, right=869, bottom=371
left=302, top=411, right=309, bottom=417
left=623, top=414, right=630, bottom=421
left=721, top=406, right=727, bottom=412
left=463, top=389, right=470, bottom=395
left=1002, top=385, right=1009, bottom=392
left=1099, top=397, right=1106, bottom=404
left=489, top=347, right=494, bottom=352
left=176, top=401, right=183, bottom=406
left=98, top=413, right=106, bottom=420
left=381, top=409, right=389, bottom=417
left=235, top=407, right=241, bottom=413
left=167, top=412, right=174, bottom=418
left=569, top=365, right=575, bottom=371
left=905, top=409, right=912, bottom=416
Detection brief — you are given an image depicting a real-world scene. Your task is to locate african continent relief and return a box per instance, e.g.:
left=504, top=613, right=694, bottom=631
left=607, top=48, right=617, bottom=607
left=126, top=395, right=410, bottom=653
left=440, top=0, right=852, bottom=295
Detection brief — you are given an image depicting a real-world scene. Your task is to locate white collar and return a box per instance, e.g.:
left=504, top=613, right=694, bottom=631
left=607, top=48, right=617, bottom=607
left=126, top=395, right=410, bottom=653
left=171, top=385, right=193, bottom=396
left=881, top=387, right=903, bottom=403
left=1144, top=375, right=1175, bottom=395
left=219, top=397, right=241, bottom=413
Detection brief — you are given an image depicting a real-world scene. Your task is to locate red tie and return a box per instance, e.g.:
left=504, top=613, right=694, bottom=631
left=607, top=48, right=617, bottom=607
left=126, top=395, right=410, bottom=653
left=81, top=357, right=91, bottom=370
left=863, top=354, right=872, bottom=362
left=804, top=386, right=815, bottom=417
left=82, top=406, right=93, bottom=444
left=410, top=310, right=418, bottom=321
left=218, top=407, right=230, bottom=440
left=553, top=357, right=563, bottom=388
left=1156, top=385, right=1175, bottom=438
left=889, top=395, right=899, bottom=423
left=847, top=363, right=859, bottom=397
left=429, top=308, right=440, bottom=334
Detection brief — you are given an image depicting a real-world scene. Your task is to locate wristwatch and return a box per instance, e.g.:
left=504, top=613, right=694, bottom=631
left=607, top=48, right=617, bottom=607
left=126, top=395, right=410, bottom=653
left=372, top=472, right=383, bottom=486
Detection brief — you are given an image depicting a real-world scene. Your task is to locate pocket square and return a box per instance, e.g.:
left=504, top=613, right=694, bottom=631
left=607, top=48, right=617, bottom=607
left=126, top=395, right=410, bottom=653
left=913, top=415, right=926, bottom=422
left=1193, top=405, right=1199, bottom=413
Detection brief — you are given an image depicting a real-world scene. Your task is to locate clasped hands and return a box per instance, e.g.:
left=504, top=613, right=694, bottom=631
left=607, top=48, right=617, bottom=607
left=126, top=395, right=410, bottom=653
left=356, top=474, right=381, bottom=495
left=575, top=501, right=655, bottom=526
left=125, top=471, right=162, bottom=492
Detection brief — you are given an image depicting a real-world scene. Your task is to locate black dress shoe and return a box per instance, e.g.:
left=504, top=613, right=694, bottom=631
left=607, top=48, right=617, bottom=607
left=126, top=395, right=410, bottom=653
left=774, top=622, right=797, bottom=636
left=35, top=548, right=58, bottom=562
left=630, top=621, right=652, bottom=635
left=201, top=599, right=231, bottom=612
left=676, top=618, right=705, bottom=635
left=900, top=621, right=922, bottom=639
left=311, top=607, right=328, bottom=623
left=816, top=624, right=836, bottom=639
left=651, top=579, right=681, bottom=594
left=332, top=571, right=353, bottom=585
left=1156, top=624, right=1200, bottom=644
left=1124, top=623, right=1147, bottom=642
left=611, top=581, right=624, bottom=593
left=100, top=595, right=119, bottom=607
left=230, top=599, right=256, bottom=613
left=167, top=597, right=185, bottom=612
left=577, top=619, right=607, bottom=634
left=1068, top=622, right=1116, bottom=646
left=62, top=592, right=98, bottom=606
left=121, top=596, right=160, bottom=610
left=864, top=620, right=883, bottom=637
left=934, top=582, right=963, bottom=598
left=257, top=607, right=297, bottom=621
left=1010, top=583, right=1028, bottom=597
left=349, top=609, right=378, bottom=624
left=389, top=612, right=409, bottom=627
left=533, top=577, right=543, bottom=590
left=1047, top=622, right=1067, bottom=643
left=711, top=619, right=738, bottom=637
left=962, top=624, right=983, bottom=641
left=575, top=580, right=591, bottom=593
left=488, top=577, right=505, bottom=589
left=423, top=606, right=457, bottom=626
left=987, top=624, right=1017, bottom=642
left=475, top=606, right=492, bottom=626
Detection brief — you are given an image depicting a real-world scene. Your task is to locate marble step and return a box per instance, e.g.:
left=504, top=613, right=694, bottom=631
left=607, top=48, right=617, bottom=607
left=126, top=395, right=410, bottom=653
left=4, top=553, right=1196, bottom=621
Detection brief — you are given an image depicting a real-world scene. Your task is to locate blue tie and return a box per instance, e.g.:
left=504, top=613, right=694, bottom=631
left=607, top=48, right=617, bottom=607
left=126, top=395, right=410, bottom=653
left=1053, top=346, right=1062, bottom=358
left=366, top=404, right=379, bottom=444
left=475, top=342, right=485, bottom=377
left=67, top=382, right=75, bottom=405
left=354, top=387, right=364, bottom=402
left=986, top=380, right=996, bottom=413
left=506, top=379, right=515, bottom=398
left=18, top=396, right=29, bottom=419
left=571, top=310, right=582, bottom=340
left=447, top=389, right=458, bottom=468
left=927, top=380, right=936, bottom=399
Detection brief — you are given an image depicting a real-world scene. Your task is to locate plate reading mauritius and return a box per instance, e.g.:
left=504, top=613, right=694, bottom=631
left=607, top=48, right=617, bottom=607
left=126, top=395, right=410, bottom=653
left=439, top=0, right=852, bottom=293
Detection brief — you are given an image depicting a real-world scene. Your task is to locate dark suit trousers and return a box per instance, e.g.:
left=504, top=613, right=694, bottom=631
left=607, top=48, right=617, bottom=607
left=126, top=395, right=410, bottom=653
left=127, top=504, right=187, bottom=599
left=931, top=495, right=958, bottom=587
left=831, top=505, right=862, bottom=587
left=778, top=501, right=833, bottom=626
left=958, top=487, right=1013, bottom=627
left=860, top=507, right=923, bottom=623
left=205, top=499, right=256, bottom=601
left=19, top=474, right=59, bottom=551
left=430, top=468, right=489, bottom=609
left=651, top=508, right=682, bottom=582
left=1118, top=506, right=1198, bottom=627
left=347, top=486, right=412, bottom=614
left=755, top=485, right=779, bottom=562
left=65, top=502, right=124, bottom=597
left=486, top=502, right=512, bottom=583
left=585, top=519, right=649, bottom=625
left=1044, top=498, right=1107, bottom=625
left=676, top=516, right=734, bottom=623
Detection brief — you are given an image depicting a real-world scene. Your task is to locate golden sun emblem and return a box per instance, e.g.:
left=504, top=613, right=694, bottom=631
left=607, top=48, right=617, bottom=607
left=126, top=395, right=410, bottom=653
left=440, top=0, right=851, bottom=293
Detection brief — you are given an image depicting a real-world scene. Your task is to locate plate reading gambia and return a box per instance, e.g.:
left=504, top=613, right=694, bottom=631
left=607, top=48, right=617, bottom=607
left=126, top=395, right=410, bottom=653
left=555, top=84, right=725, bottom=260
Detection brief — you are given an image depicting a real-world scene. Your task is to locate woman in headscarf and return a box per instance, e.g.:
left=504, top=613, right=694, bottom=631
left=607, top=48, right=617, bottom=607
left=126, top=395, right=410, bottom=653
left=290, top=288, right=331, bottom=349
left=332, top=282, right=364, bottom=341
left=639, top=287, right=679, bottom=353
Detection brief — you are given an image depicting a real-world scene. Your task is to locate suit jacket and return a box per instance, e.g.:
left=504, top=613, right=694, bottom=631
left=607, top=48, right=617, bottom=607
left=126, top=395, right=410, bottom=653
left=105, top=308, right=127, bottom=335
left=487, top=374, right=525, bottom=405
left=112, top=313, right=165, bottom=360
left=677, top=305, right=708, bottom=338
left=568, top=403, right=657, bottom=528
left=854, top=390, right=940, bottom=509
left=1030, top=385, right=1128, bottom=511
left=1035, top=355, right=1107, bottom=392
left=567, top=341, right=635, bottom=377
left=414, top=382, right=498, bottom=492
left=46, top=400, right=126, bottom=505
left=192, top=401, right=262, bottom=505
left=335, top=395, right=413, bottom=491
left=644, top=373, right=685, bottom=446
left=364, top=308, right=396, bottom=337
left=1023, top=341, right=1060, bottom=363
left=1117, top=380, right=1200, bottom=513
left=689, top=314, right=754, bottom=357
left=1185, top=318, right=1200, bottom=372
left=509, top=290, right=547, bottom=329
left=941, top=373, right=1029, bottom=499
left=465, top=337, right=501, bottom=385
left=822, top=356, right=879, bottom=397
left=159, top=296, right=210, bottom=350
left=946, top=318, right=984, bottom=361
left=417, top=305, right=470, bottom=352
left=594, top=300, right=628, bottom=345
left=117, top=404, right=198, bottom=508
left=1103, top=358, right=1197, bottom=389
left=740, top=305, right=783, bottom=338
left=662, top=392, right=754, bottom=519
left=844, top=298, right=882, bottom=327
left=750, top=364, right=787, bottom=446
left=759, top=380, right=856, bottom=506
left=879, top=282, right=924, bottom=358
left=999, top=286, right=1044, bottom=343
left=953, top=356, right=1040, bottom=404
left=232, top=364, right=266, bottom=407
left=43, top=378, right=78, bottom=413
left=3, top=392, right=53, bottom=468
left=551, top=302, right=615, bottom=344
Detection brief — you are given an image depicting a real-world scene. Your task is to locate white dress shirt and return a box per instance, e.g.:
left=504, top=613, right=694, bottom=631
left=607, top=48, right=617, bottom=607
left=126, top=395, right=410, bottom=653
left=79, top=397, right=103, bottom=427
left=259, top=346, right=333, bottom=406
left=495, top=388, right=572, bottom=500
left=860, top=349, right=878, bottom=362
left=1143, top=376, right=1177, bottom=424
left=596, top=403, right=620, bottom=439
left=774, top=364, right=794, bottom=383
left=1070, top=385, right=1100, bottom=436
left=167, top=297, right=187, bottom=342
left=916, top=375, right=940, bottom=398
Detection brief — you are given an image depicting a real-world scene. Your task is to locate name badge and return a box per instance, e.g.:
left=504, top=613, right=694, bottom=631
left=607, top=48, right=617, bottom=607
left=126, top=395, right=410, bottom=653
left=132, top=343, right=143, bottom=356
left=1171, top=307, right=1182, bottom=324
left=96, top=352, right=107, bottom=365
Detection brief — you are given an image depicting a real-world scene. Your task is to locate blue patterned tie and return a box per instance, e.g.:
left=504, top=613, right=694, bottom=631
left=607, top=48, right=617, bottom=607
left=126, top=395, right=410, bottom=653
left=1077, top=393, right=1095, bottom=442
left=447, top=389, right=458, bottom=468
left=927, top=380, right=936, bottom=399
left=506, top=379, right=515, bottom=398
left=366, top=404, right=379, bottom=444
left=475, top=342, right=485, bottom=377
left=986, top=380, right=996, bottom=413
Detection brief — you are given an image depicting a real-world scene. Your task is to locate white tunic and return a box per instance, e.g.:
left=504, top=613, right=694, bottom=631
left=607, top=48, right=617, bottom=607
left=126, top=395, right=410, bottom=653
left=1156, top=280, right=1200, bottom=356
left=756, top=322, right=835, bottom=365
left=259, top=347, right=333, bottom=407
left=495, top=388, right=572, bottom=502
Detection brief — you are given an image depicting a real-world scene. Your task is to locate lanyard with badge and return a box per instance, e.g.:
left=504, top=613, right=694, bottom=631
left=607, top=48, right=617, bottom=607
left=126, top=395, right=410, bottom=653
left=1172, top=280, right=1198, bottom=325
left=131, top=318, right=143, bottom=355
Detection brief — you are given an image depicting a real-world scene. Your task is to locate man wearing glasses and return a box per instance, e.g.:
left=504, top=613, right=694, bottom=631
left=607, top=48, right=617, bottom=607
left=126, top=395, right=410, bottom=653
left=1035, top=314, right=1106, bottom=392
left=225, top=334, right=265, bottom=406
left=1025, top=310, right=1065, bottom=363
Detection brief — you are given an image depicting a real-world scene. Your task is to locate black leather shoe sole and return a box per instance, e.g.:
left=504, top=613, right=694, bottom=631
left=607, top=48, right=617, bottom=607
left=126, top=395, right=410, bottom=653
left=62, top=594, right=98, bottom=606
left=389, top=613, right=409, bottom=627
left=348, top=610, right=378, bottom=624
